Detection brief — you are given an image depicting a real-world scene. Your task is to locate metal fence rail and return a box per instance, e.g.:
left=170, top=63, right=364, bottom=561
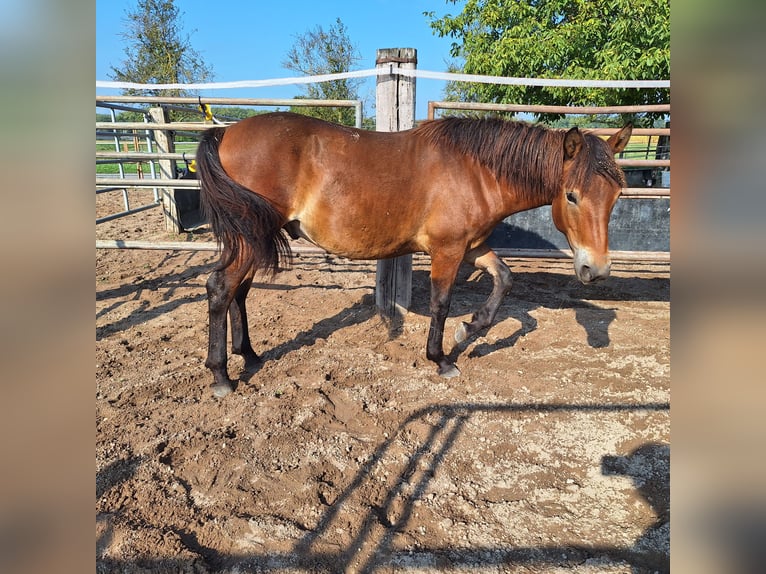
left=95, top=239, right=670, bottom=263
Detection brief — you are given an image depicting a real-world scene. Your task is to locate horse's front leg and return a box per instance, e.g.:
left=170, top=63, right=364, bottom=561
left=455, top=244, right=513, bottom=344
left=205, top=253, right=253, bottom=397
left=426, top=252, right=462, bottom=378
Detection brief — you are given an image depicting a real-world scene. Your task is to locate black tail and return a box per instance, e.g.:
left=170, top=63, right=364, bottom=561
left=196, top=127, right=291, bottom=274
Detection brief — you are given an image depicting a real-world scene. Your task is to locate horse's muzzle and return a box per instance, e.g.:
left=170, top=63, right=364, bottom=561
left=574, top=250, right=611, bottom=284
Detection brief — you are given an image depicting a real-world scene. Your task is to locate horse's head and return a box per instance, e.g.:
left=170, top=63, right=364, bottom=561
left=551, top=124, right=633, bottom=284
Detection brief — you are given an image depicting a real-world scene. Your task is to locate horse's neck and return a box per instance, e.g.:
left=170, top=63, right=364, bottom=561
left=499, top=182, right=555, bottom=216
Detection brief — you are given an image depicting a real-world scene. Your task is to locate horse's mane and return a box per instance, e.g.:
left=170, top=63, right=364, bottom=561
left=413, top=117, right=625, bottom=203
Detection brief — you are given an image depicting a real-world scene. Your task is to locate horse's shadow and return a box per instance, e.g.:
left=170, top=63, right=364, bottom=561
left=407, top=265, right=665, bottom=366
left=457, top=302, right=616, bottom=368
left=237, top=261, right=667, bottom=381
left=96, top=251, right=213, bottom=340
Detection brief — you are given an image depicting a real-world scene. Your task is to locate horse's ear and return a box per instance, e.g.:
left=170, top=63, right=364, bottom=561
left=607, top=123, right=633, bottom=155
left=563, top=127, right=584, bottom=160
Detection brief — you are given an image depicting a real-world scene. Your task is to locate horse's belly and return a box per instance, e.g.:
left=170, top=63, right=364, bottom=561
left=284, top=218, right=417, bottom=260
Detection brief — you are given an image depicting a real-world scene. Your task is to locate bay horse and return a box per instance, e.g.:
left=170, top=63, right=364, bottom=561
left=196, top=112, right=632, bottom=397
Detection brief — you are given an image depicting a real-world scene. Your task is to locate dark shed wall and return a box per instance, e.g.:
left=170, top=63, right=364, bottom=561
left=487, top=198, right=670, bottom=252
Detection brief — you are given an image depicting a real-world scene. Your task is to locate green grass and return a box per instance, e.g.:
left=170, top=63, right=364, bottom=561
left=622, top=135, right=666, bottom=160
left=96, top=141, right=198, bottom=176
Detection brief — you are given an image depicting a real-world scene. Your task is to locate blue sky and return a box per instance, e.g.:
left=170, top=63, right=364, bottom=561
left=96, top=1, right=464, bottom=119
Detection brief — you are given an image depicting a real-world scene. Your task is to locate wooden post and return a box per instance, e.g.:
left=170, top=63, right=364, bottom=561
left=148, top=107, right=181, bottom=233
left=375, top=48, right=416, bottom=317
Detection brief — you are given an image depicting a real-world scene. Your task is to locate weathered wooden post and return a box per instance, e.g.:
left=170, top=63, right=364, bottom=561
left=375, top=48, right=416, bottom=317
left=148, top=107, right=181, bottom=233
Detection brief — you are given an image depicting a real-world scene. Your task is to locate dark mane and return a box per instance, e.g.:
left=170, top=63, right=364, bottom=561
left=413, top=117, right=625, bottom=202
left=566, top=130, right=627, bottom=189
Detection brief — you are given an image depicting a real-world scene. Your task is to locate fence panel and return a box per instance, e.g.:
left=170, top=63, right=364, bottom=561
left=97, top=70, right=671, bottom=305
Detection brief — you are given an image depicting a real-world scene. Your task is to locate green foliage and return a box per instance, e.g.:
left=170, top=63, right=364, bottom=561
left=110, top=0, right=212, bottom=98
left=206, top=107, right=266, bottom=122
left=427, top=0, right=669, bottom=124
left=282, top=18, right=362, bottom=126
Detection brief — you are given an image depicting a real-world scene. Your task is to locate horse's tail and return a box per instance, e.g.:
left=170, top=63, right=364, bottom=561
left=196, top=126, right=291, bottom=274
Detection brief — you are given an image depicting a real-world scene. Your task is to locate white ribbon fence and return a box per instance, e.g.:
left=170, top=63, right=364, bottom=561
left=96, top=68, right=669, bottom=92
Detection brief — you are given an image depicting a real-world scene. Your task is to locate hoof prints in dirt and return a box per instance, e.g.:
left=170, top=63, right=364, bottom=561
left=97, top=241, right=670, bottom=573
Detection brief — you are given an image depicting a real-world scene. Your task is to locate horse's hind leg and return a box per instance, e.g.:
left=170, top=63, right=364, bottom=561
left=228, top=272, right=260, bottom=371
left=455, top=245, right=513, bottom=344
left=205, top=251, right=254, bottom=397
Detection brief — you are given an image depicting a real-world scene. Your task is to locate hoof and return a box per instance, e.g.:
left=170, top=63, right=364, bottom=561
left=454, top=322, right=469, bottom=344
left=438, top=363, right=461, bottom=379
left=211, top=382, right=234, bottom=398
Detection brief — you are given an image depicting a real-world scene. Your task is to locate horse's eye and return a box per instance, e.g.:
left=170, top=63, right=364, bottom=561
left=566, top=191, right=578, bottom=205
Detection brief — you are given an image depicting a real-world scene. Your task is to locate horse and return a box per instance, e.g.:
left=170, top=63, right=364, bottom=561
left=196, top=112, right=632, bottom=397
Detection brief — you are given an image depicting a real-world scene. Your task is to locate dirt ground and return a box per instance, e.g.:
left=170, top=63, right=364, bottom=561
left=96, top=190, right=670, bottom=573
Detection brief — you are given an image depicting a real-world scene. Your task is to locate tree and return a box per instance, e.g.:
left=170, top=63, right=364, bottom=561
left=110, top=0, right=212, bottom=98
left=282, top=18, right=363, bottom=126
left=427, top=0, right=669, bottom=124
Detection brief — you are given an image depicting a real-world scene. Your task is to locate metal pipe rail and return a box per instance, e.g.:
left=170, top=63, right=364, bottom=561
left=96, top=95, right=360, bottom=107
left=95, top=151, right=667, bottom=167
left=96, top=178, right=199, bottom=188
left=427, top=101, right=670, bottom=119
left=96, top=102, right=151, bottom=114
left=96, top=130, right=155, bottom=138
left=621, top=188, right=669, bottom=198
left=96, top=201, right=162, bottom=225
left=96, top=186, right=129, bottom=195
left=95, top=239, right=670, bottom=263
left=96, top=151, right=195, bottom=161
left=95, top=176, right=669, bottom=198
left=97, top=121, right=219, bottom=131
left=619, top=159, right=670, bottom=167
left=96, top=96, right=365, bottom=129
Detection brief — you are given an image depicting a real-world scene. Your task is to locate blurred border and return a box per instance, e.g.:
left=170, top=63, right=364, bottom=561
left=3, top=0, right=761, bottom=571
left=673, top=1, right=766, bottom=572
left=0, top=1, right=94, bottom=573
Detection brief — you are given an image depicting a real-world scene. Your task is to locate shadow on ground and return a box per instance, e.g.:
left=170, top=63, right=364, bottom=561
left=97, top=401, right=670, bottom=574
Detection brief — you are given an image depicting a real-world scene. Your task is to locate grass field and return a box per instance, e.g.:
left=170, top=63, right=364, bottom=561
left=623, top=134, right=654, bottom=154
left=96, top=141, right=198, bottom=175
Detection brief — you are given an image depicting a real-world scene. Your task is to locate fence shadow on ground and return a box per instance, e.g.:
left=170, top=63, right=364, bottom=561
left=96, top=251, right=376, bottom=340
left=236, top=294, right=379, bottom=384
left=97, top=251, right=213, bottom=339
left=97, top=401, right=670, bottom=573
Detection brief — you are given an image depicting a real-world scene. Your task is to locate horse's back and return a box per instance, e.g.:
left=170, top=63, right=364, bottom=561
left=221, top=112, right=395, bottom=157
left=218, top=112, right=413, bottom=188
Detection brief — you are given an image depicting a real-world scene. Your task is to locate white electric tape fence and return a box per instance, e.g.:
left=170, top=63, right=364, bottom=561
left=96, top=67, right=669, bottom=91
